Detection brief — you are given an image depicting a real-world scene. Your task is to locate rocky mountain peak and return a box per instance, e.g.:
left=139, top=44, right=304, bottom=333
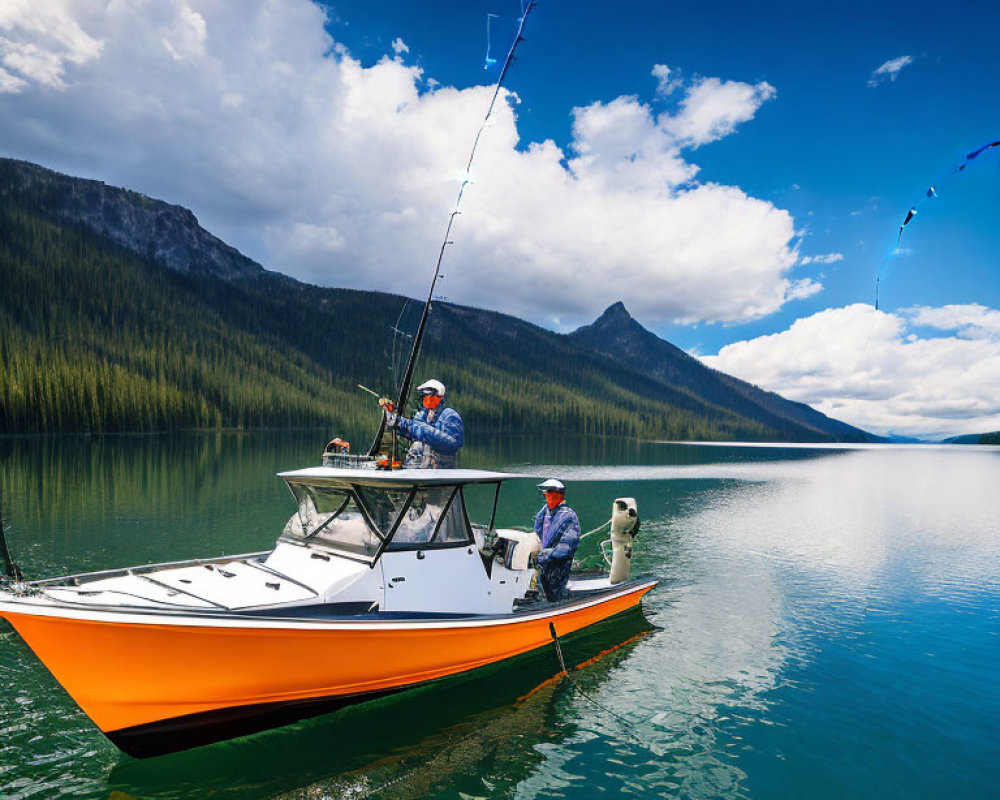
left=591, top=301, right=635, bottom=326
left=0, top=157, right=264, bottom=281
left=572, top=301, right=658, bottom=348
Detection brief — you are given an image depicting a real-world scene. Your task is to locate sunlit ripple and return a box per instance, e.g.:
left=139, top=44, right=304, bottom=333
left=515, top=446, right=1000, bottom=799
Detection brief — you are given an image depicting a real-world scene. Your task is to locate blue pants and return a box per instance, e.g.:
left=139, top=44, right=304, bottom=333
left=540, top=558, right=572, bottom=601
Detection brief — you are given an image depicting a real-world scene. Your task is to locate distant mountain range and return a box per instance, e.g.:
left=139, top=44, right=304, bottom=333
left=1, top=159, right=262, bottom=280
left=943, top=431, right=1000, bottom=445
left=0, top=157, right=878, bottom=442
left=570, top=302, right=870, bottom=442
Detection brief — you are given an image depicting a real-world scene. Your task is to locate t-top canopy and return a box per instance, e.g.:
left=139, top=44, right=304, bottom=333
left=277, top=466, right=526, bottom=489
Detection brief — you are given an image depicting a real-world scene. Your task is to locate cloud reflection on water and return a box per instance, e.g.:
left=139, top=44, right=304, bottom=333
left=518, top=445, right=1000, bottom=798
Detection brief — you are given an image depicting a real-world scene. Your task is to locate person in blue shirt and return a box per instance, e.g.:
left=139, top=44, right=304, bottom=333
left=533, top=479, right=581, bottom=601
left=385, top=379, right=464, bottom=469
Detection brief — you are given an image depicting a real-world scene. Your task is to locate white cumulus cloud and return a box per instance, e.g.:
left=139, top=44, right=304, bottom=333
left=867, top=55, right=913, bottom=87
left=0, top=0, right=808, bottom=328
left=663, top=77, right=776, bottom=147
left=0, top=0, right=104, bottom=92
left=651, top=63, right=680, bottom=95
left=701, top=303, right=1000, bottom=439
left=799, top=252, right=843, bottom=265
left=905, top=303, right=1000, bottom=339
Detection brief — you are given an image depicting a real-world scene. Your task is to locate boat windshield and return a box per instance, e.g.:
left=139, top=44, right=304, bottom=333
left=282, top=481, right=472, bottom=559
left=284, top=483, right=383, bottom=560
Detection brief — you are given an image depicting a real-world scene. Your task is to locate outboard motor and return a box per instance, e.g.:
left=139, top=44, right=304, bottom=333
left=494, top=530, right=541, bottom=571
left=609, top=497, right=640, bottom=584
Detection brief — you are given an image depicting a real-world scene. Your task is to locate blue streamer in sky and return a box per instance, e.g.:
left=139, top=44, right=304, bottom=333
left=484, top=13, right=499, bottom=69
left=876, top=138, right=999, bottom=309
left=957, top=139, right=1000, bottom=170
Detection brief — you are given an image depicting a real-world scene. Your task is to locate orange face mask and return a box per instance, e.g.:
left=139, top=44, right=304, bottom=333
left=422, top=394, right=443, bottom=410
left=544, top=491, right=564, bottom=511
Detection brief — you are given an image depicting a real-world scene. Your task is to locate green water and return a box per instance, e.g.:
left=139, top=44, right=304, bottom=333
left=1, top=433, right=998, bottom=799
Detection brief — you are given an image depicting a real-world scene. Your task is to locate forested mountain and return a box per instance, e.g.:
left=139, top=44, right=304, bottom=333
left=571, top=302, right=869, bottom=442
left=943, top=431, right=1000, bottom=445
left=0, top=159, right=261, bottom=280
left=0, top=157, right=876, bottom=442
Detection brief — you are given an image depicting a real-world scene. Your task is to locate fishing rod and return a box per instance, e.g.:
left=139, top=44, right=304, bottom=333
left=0, top=487, right=24, bottom=583
left=367, top=1, right=539, bottom=458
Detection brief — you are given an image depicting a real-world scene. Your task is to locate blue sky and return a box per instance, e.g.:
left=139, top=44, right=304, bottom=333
left=0, top=0, right=998, bottom=437
left=330, top=0, right=1000, bottom=352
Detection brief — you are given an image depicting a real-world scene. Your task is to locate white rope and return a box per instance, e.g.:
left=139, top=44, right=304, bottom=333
left=578, top=519, right=611, bottom=540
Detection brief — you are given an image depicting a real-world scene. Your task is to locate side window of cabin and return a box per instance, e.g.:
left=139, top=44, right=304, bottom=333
left=284, top=483, right=349, bottom=538
left=392, top=487, right=450, bottom=545
left=355, top=487, right=409, bottom=537
left=389, top=487, right=470, bottom=547
left=435, top=490, right=471, bottom=544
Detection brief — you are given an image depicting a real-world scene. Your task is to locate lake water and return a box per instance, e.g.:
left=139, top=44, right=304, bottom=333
left=1, top=433, right=998, bottom=799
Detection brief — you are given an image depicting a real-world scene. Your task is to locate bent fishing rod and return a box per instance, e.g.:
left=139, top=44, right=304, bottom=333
left=367, top=2, right=538, bottom=458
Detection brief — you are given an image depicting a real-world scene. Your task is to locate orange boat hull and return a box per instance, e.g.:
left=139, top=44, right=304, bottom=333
left=1, top=580, right=655, bottom=756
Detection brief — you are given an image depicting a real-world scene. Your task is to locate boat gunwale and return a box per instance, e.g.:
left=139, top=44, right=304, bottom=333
left=0, top=577, right=658, bottom=629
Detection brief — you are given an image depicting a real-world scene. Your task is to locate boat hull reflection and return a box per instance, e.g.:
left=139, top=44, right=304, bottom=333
left=108, top=605, right=657, bottom=799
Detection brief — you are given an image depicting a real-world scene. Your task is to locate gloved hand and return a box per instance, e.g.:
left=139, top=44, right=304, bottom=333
left=537, top=548, right=552, bottom=568
left=378, top=397, right=395, bottom=412
left=384, top=410, right=398, bottom=428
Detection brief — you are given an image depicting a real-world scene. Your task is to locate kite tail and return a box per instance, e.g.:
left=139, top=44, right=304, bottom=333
left=876, top=137, right=997, bottom=311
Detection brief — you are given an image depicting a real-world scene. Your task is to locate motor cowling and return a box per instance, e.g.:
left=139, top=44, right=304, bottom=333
left=495, top=529, right=541, bottom=571
left=609, top=497, right=639, bottom=584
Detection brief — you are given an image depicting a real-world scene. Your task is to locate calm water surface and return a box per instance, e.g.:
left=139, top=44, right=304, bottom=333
left=0, top=433, right=998, bottom=799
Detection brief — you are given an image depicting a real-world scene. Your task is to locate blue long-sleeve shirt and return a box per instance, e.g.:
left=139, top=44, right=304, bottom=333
left=533, top=503, right=580, bottom=563
left=533, top=502, right=580, bottom=601
left=397, top=405, right=464, bottom=469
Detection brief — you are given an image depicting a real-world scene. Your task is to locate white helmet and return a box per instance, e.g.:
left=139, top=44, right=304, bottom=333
left=416, top=379, right=446, bottom=397
left=537, top=478, right=565, bottom=494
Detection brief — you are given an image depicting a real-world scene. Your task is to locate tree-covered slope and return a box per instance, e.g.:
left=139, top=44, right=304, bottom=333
left=943, top=431, right=1000, bottom=445
left=570, top=302, right=871, bottom=441
left=0, top=157, right=875, bottom=442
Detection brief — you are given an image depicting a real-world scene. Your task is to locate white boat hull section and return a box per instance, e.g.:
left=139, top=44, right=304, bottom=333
left=33, top=543, right=387, bottom=614
left=42, top=574, right=218, bottom=609
left=263, top=543, right=384, bottom=607
left=381, top=546, right=533, bottom=615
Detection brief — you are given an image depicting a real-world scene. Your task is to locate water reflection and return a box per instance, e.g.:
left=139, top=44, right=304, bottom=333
left=0, top=432, right=323, bottom=576
left=2, top=436, right=999, bottom=799
left=497, top=445, right=1000, bottom=799
left=107, top=611, right=655, bottom=800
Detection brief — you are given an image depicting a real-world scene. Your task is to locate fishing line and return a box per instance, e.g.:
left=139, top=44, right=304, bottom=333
left=578, top=519, right=611, bottom=540
left=359, top=767, right=413, bottom=799
left=548, top=622, right=651, bottom=749
left=864, top=139, right=999, bottom=358
left=368, top=1, right=539, bottom=456
left=389, top=298, right=414, bottom=392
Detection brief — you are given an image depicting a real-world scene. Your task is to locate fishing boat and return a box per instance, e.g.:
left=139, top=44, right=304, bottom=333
left=0, top=465, right=653, bottom=757
left=0, top=2, right=657, bottom=758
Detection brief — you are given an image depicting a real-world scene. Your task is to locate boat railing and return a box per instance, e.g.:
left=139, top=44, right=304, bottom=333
left=26, top=550, right=272, bottom=587
left=320, top=452, right=377, bottom=469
